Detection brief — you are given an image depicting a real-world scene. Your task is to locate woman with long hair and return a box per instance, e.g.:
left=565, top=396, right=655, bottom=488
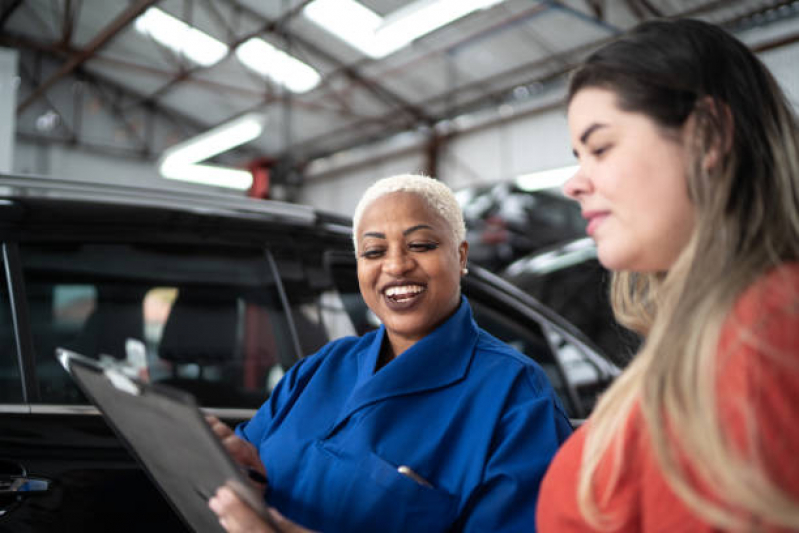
left=538, top=19, right=799, bottom=531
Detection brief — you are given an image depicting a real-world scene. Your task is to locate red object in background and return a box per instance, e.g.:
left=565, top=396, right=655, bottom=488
left=247, top=157, right=275, bottom=199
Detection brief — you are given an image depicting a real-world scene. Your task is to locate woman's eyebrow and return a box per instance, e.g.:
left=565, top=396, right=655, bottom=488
left=360, top=224, right=434, bottom=240
left=403, top=224, right=435, bottom=236
left=580, top=122, right=608, bottom=144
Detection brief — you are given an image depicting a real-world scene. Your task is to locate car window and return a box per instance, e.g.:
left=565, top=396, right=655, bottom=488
left=274, top=250, right=361, bottom=360
left=19, top=242, right=295, bottom=408
left=0, top=254, right=22, bottom=404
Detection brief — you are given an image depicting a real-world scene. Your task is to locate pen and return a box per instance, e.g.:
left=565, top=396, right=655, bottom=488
left=397, top=465, right=432, bottom=488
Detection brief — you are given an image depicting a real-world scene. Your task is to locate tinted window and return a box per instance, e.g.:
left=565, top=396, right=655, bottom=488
left=0, top=253, right=22, bottom=404
left=20, top=243, right=295, bottom=408
left=275, top=250, right=362, bottom=359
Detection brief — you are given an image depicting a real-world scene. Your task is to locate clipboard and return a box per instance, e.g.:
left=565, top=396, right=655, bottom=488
left=56, top=348, right=273, bottom=533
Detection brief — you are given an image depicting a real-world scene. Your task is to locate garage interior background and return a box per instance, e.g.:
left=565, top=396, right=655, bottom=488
left=1, top=0, right=798, bottom=216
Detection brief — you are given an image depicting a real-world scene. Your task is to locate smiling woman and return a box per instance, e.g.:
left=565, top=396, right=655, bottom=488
left=355, top=191, right=467, bottom=361
left=207, top=173, right=573, bottom=533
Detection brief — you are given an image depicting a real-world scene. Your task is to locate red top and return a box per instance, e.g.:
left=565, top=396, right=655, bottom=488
left=537, top=264, right=799, bottom=532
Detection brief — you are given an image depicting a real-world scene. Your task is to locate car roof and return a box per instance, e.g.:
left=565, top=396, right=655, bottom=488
left=0, top=173, right=353, bottom=240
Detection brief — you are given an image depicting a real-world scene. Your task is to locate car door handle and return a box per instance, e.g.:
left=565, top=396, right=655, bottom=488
left=0, top=475, right=51, bottom=495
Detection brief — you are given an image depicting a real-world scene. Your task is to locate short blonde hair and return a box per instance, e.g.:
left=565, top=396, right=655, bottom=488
left=352, top=174, right=466, bottom=253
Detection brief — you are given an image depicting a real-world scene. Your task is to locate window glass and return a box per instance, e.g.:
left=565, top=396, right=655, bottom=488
left=0, top=254, right=22, bottom=404
left=275, top=250, right=363, bottom=359
left=21, top=243, right=293, bottom=408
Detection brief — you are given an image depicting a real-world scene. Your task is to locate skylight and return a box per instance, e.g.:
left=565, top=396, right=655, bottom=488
left=236, top=38, right=321, bottom=93
left=134, top=8, right=228, bottom=67
left=304, top=0, right=505, bottom=58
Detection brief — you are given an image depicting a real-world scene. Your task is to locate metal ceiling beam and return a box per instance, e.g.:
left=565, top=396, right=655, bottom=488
left=0, top=0, right=25, bottom=31
left=222, top=0, right=434, bottom=126
left=4, top=36, right=214, bottom=149
left=290, top=0, right=799, bottom=167
left=17, top=0, right=160, bottom=114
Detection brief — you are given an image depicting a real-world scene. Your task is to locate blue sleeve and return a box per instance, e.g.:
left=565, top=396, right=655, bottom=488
left=461, top=370, right=573, bottom=532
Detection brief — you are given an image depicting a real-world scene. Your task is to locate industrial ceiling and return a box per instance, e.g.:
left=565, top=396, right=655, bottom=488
left=3, top=0, right=798, bottom=190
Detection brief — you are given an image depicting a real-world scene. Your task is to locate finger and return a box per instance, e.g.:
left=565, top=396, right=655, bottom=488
left=223, top=436, right=265, bottom=472
left=212, top=486, right=275, bottom=533
left=207, top=417, right=235, bottom=439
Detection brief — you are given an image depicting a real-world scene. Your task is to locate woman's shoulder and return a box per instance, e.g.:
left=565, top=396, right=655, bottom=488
left=720, top=262, right=799, bottom=367
left=733, top=262, right=799, bottom=315
left=471, top=328, right=558, bottom=395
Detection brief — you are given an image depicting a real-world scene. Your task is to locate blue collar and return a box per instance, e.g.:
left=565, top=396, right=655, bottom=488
left=343, top=296, right=479, bottom=415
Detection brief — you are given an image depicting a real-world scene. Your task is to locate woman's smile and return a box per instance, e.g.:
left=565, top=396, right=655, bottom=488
left=356, top=191, right=467, bottom=356
left=383, top=282, right=427, bottom=308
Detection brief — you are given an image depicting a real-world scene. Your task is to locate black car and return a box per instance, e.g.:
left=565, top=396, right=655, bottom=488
left=0, top=175, right=618, bottom=532
left=455, top=183, right=587, bottom=271
left=502, top=238, right=640, bottom=368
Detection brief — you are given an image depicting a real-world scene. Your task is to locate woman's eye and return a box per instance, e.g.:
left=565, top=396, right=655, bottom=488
left=361, top=249, right=384, bottom=259
left=409, top=242, right=438, bottom=252
left=592, top=145, right=611, bottom=157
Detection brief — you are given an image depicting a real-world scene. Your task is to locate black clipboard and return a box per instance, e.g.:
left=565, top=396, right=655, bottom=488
left=56, top=348, right=273, bottom=533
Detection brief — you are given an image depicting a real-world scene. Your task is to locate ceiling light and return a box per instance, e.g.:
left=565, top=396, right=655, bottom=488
left=135, top=8, right=228, bottom=67
left=158, top=113, right=267, bottom=190
left=236, top=38, right=321, bottom=93
left=304, top=0, right=505, bottom=59
left=515, top=165, right=578, bottom=192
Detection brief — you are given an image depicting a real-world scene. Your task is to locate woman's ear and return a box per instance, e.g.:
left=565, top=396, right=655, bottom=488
left=458, top=241, right=469, bottom=270
left=696, top=97, right=734, bottom=172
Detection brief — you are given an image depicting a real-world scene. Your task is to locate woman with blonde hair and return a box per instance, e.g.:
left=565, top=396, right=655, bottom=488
left=538, top=18, right=799, bottom=531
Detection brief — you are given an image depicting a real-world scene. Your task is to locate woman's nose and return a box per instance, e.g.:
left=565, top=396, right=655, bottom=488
left=562, top=166, right=591, bottom=199
left=384, top=248, right=413, bottom=275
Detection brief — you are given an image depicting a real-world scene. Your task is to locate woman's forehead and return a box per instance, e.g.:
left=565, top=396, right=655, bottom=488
left=358, top=192, right=448, bottom=234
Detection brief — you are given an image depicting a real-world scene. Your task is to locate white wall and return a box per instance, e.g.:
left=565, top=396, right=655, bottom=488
left=14, top=140, right=161, bottom=185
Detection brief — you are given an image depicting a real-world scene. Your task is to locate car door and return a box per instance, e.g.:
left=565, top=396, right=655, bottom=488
left=0, top=238, right=305, bottom=532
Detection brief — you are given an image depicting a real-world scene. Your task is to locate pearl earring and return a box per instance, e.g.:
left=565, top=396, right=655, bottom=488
left=461, top=267, right=469, bottom=275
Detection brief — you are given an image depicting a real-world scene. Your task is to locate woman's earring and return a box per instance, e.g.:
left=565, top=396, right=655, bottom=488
left=461, top=267, right=469, bottom=275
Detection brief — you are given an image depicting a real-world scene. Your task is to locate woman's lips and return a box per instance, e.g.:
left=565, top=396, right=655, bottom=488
left=382, top=285, right=426, bottom=310
left=585, top=212, right=609, bottom=236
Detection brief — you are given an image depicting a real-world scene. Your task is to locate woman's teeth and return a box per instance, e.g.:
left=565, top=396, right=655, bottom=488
left=385, top=285, right=425, bottom=301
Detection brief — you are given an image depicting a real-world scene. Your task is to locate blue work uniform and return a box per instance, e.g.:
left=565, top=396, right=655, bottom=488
left=237, top=297, right=572, bottom=532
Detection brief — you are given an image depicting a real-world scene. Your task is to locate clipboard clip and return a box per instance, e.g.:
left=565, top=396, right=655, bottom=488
left=103, top=368, right=141, bottom=396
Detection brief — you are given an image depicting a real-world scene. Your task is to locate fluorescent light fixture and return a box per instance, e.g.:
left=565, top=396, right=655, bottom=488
left=236, top=38, right=321, bottom=93
left=135, top=7, right=228, bottom=67
left=158, top=113, right=267, bottom=190
left=515, top=165, right=579, bottom=192
left=304, top=0, right=505, bottom=59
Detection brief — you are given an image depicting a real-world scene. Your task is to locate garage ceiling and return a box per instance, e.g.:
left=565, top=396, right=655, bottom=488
left=3, top=0, right=799, bottom=188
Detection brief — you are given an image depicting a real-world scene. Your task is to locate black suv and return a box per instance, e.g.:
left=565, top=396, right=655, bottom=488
left=0, top=175, right=618, bottom=532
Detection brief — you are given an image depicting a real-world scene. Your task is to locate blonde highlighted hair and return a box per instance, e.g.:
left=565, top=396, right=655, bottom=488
left=569, top=19, right=799, bottom=529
